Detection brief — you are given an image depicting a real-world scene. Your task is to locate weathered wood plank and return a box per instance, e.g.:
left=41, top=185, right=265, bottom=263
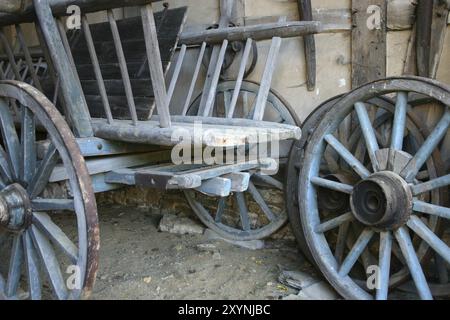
left=91, top=118, right=301, bottom=147
left=141, top=3, right=171, bottom=127
left=194, top=177, right=231, bottom=197
left=223, top=172, right=250, bottom=192
left=198, top=0, right=233, bottom=116
left=416, top=0, right=433, bottom=77
left=298, top=0, right=316, bottom=91
left=429, top=1, right=449, bottom=78
left=49, top=150, right=171, bottom=182
left=351, top=0, right=387, bottom=88
left=179, top=21, right=325, bottom=45
left=37, top=137, right=164, bottom=158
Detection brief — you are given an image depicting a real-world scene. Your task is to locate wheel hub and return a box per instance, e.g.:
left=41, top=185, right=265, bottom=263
left=0, top=183, right=32, bottom=232
left=350, top=171, right=412, bottom=230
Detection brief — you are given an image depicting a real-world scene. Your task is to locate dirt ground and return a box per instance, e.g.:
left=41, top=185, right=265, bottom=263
left=91, top=204, right=318, bottom=300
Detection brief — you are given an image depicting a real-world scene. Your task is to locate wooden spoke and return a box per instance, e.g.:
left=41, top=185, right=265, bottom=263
left=30, top=226, right=68, bottom=300
left=407, top=216, right=450, bottom=265
left=0, top=98, right=21, bottom=179
left=31, top=199, right=75, bottom=212
left=334, top=221, right=350, bottom=265
left=411, top=174, right=450, bottom=196
left=394, top=227, right=432, bottom=300
left=376, top=231, right=392, bottom=300
left=401, top=110, right=450, bottom=182
left=235, top=192, right=251, bottom=231
left=27, top=144, right=59, bottom=199
left=0, top=145, right=13, bottom=183
left=311, top=177, right=353, bottom=194
left=413, top=200, right=450, bottom=220
left=247, top=182, right=276, bottom=222
left=215, top=198, right=226, bottom=223
left=21, top=107, right=36, bottom=183
left=338, top=228, right=374, bottom=277
left=252, top=173, right=283, bottom=190
left=315, top=212, right=354, bottom=233
left=325, top=134, right=371, bottom=179
left=6, top=235, right=23, bottom=298
left=23, top=230, right=41, bottom=300
left=390, top=92, right=408, bottom=151
left=32, top=213, right=78, bottom=264
left=354, top=102, right=380, bottom=172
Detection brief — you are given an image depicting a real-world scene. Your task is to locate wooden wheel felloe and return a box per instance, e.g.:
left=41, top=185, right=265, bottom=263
left=0, top=80, right=99, bottom=300
left=296, top=77, right=450, bottom=300
left=185, top=80, right=300, bottom=240
left=286, top=95, right=343, bottom=264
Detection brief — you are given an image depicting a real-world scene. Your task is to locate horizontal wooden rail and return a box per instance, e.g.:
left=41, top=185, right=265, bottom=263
left=179, top=21, right=343, bottom=45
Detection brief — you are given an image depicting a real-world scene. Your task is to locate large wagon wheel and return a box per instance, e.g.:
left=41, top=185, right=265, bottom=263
left=0, top=81, right=99, bottom=299
left=185, top=81, right=300, bottom=240
left=297, top=77, right=450, bottom=300
left=286, top=95, right=444, bottom=265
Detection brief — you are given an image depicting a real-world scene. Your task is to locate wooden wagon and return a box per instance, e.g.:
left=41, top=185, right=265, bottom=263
left=0, top=0, right=449, bottom=301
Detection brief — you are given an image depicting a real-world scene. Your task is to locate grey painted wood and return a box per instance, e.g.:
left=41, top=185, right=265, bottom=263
left=30, top=226, right=68, bottom=300
left=179, top=21, right=324, bottom=45
left=227, top=38, right=252, bottom=118
left=252, top=18, right=283, bottom=121
left=49, top=150, right=171, bottom=182
left=37, top=137, right=163, bottom=159
left=223, top=172, right=250, bottom=192
left=167, top=44, right=187, bottom=107
left=141, top=4, right=171, bottom=127
left=181, top=42, right=207, bottom=116
left=200, top=40, right=229, bottom=117
left=106, top=159, right=267, bottom=190
left=194, top=177, right=231, bottom=197
left=34, top=0, right=93, bottom=137
left=351, top=0, right=387, bottom=88
left=297, top=0, right=316, bottom=91
left=81, top=15, right=114, bottom=124
left=91, top=118, right=301, bottom=147
left=198, top=0, right=233, bottom=116
left=108, top=9, right=139, bottom=125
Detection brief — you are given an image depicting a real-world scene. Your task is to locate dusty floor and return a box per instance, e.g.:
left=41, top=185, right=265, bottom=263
left=91, top=205, right=317, bottom=300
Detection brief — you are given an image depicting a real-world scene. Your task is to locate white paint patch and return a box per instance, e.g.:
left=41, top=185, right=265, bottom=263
left=338, top=78, right=347, bottom=88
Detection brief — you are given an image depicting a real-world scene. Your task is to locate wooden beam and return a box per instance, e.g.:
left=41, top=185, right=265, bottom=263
left=195, top=177, right=231, bottom=197
left=179, top=21, right=326, bottom=45
left=429, top=0, right=449, bottom=78
left=49, top=151, right=171, bottom=182
left=297, top=0, right=316, bottom=91
left=91, top=118, right=301, bottom=148
left=416, top=0, right=433, bottom=77
left=198, top=0, right=234, bottom=116
left=37, top=137, right=164, bottom=159
left=141, top=3, right=171, bottom=128
left=351, top=0, right=387, bottom=88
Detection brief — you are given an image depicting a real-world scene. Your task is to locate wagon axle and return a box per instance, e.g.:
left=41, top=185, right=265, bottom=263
left=351, top=171, right=412, bottom=230
left=0, top=183, right=32, bottom=231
